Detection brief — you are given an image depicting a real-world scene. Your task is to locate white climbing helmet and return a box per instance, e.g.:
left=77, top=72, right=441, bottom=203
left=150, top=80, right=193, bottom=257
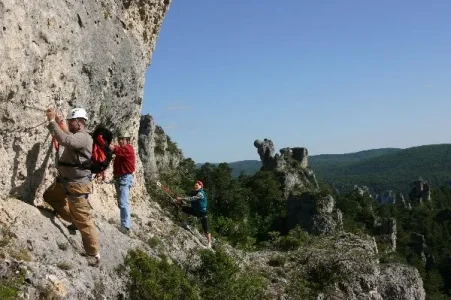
left=66, top=108, right=88, bottom=120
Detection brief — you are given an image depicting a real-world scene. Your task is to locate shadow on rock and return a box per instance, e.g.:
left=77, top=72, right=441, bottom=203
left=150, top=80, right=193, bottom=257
left=36, top=206, right=79, bottom=251
left=10, top=141, right=53, bottom=205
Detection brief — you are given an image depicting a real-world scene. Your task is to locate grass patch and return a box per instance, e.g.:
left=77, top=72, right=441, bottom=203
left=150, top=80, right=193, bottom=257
left=0, top=236, right=10, bottom=247
left=57, top=242, right=68, bottom=251
left=9, top=249, right=31, bottom=262
left=267, top=255, right=287, bottom=267
left=146, top=236, right=161, bottom=248
left=0, top=269, right=25, bottom=300
left=57, top=262, right=72, bottom=270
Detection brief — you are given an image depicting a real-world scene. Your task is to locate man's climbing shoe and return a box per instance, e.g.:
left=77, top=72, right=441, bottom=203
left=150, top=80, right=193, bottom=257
left=87, top=254, right=100, bottom=267
left=118, top=226, right=130, bottom=235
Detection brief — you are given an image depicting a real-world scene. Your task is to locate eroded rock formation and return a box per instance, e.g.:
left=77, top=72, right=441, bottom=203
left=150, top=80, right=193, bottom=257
left=409, top=178, right=431, bottom=203
left=138, top=114, right=183, bottom=180
left=254, top=138, right=342, bottom=235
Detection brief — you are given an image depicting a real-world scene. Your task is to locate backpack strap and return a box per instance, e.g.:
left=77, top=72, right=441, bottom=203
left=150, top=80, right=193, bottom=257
left=58, top=161, right=90, bottom=169
left=58, top=161, right=79, bottom=167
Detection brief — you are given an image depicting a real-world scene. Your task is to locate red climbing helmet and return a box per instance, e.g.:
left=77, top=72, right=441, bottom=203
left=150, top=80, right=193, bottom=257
left=196, top=180, right=204, bottom=189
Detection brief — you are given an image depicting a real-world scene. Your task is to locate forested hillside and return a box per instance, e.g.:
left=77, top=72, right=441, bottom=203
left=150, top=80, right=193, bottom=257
left=221, top=145, right=451, bottom=193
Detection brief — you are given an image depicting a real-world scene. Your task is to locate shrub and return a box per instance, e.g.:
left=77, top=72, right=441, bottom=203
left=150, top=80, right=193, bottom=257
left=270, top=226, right=310, bottom=251
left=268, top=255, right=287, bottom=267
left=146, top=236, right=161, bottom=248
left=0, top=270, right=25, bottom=300
left=195, top=248, right=266, bottom=300
left=57, top=262, right=72, bottom=270
left=120, top=249, right=199, bottom=300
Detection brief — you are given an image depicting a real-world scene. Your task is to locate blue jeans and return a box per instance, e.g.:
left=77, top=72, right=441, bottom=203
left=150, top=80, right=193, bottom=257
left=114, top=174, right=133, bottom=229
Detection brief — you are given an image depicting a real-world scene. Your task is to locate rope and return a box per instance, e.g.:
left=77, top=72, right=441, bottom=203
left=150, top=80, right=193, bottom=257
left=156, top=181, right=181, bottom=205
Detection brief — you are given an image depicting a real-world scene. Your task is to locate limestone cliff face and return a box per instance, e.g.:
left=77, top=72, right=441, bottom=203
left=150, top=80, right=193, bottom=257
left=0, top=1, right=193, bottom=298
left=0, top=0, right=170, bottom=204
left=138, top=114, right=183, bottom=180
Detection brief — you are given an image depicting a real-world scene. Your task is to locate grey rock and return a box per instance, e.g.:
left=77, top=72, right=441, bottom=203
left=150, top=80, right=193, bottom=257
left=138, top=114, right=183, bottom=180
left=254, top=139, right=277, bottom=170
left=378, top=190, right=396, bottom=204
left=354, top=185, right=368, bottom=197
left=410, top=232, right=434, bottom=269
left=254, top=138, right=318, bottom=194
left=287, top=192, right=342, bottom=235
left=378, top=264, right=425, bottom=300
left=254, top=139, right=340, bottom=235
left=374, top=218, right=397, bottom=252
left=0, top=259, right=21, bottom=279
left=409, top=178, right=431, bottom=203
left=0, top=0, right=171, bottom=205
left=245, top=232, right=425, bottom=300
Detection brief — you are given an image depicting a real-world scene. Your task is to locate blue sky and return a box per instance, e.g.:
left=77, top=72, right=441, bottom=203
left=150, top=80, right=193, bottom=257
left=142, top=0, right=451, bottom=163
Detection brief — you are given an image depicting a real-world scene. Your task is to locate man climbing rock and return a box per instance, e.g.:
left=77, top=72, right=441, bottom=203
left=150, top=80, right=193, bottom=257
left=109, top=128, right=135, bottom=235
left=43, top=107, right=100, bottom=267
left=177, top=180, right=212, bottom=248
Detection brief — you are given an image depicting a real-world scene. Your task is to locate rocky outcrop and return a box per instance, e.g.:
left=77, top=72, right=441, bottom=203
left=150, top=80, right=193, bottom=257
left=254, top=138, right=277, bottom=170
left=378, top=190, right=396, bottom=204
left=374, top=218, right=397, bottom=253
left=254, top=138, right=318, bottom=195
left=138, top=114, right=183, bottom=180
left=354, top=185, right=372, bottom=197
left=378, top=264, right=426, bottom=300
left=254, top=139, right=341, bottom=235
left=410, top=232, right=435, bottom=269
left=409, top=178, right=431, bottom=203
left=287, top=192, right=343, bottom=235
left=0, top=0, right=170, bottom=204
left=244, top=232, right=425, bottom=300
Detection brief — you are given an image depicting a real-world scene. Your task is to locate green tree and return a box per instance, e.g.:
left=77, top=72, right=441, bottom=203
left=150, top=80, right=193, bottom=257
left=244, top=170, right=284, bottom=241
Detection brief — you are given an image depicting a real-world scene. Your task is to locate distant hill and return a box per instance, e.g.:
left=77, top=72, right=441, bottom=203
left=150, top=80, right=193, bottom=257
left=310, top=148, right=401, bottom=164
left=195, top=160, right=262, bottom=177
left=201, top=145, right=451, bottom=193
left=217, top=148, right=402, bottom=178
left=314, top=144, right=451, bottom=193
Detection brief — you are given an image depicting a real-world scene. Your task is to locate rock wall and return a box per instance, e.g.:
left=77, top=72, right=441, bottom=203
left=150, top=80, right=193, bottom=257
left=287, top=192, right=343, bottom=235
left=0, top=0, right=170, bottom=204
left=0, top=1, right=179, bottom=297
left=138, top=114, right=183, bottom=180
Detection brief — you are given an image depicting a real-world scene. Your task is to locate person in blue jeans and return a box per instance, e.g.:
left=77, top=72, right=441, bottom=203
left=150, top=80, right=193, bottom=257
left=177, top=180, right=212, bottom=248
left=109, top=129, right=135, bottom=234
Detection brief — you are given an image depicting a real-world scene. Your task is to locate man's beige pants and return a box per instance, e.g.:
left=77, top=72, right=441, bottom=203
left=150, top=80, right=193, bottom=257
left=43, top=180, right=99, bottom=256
